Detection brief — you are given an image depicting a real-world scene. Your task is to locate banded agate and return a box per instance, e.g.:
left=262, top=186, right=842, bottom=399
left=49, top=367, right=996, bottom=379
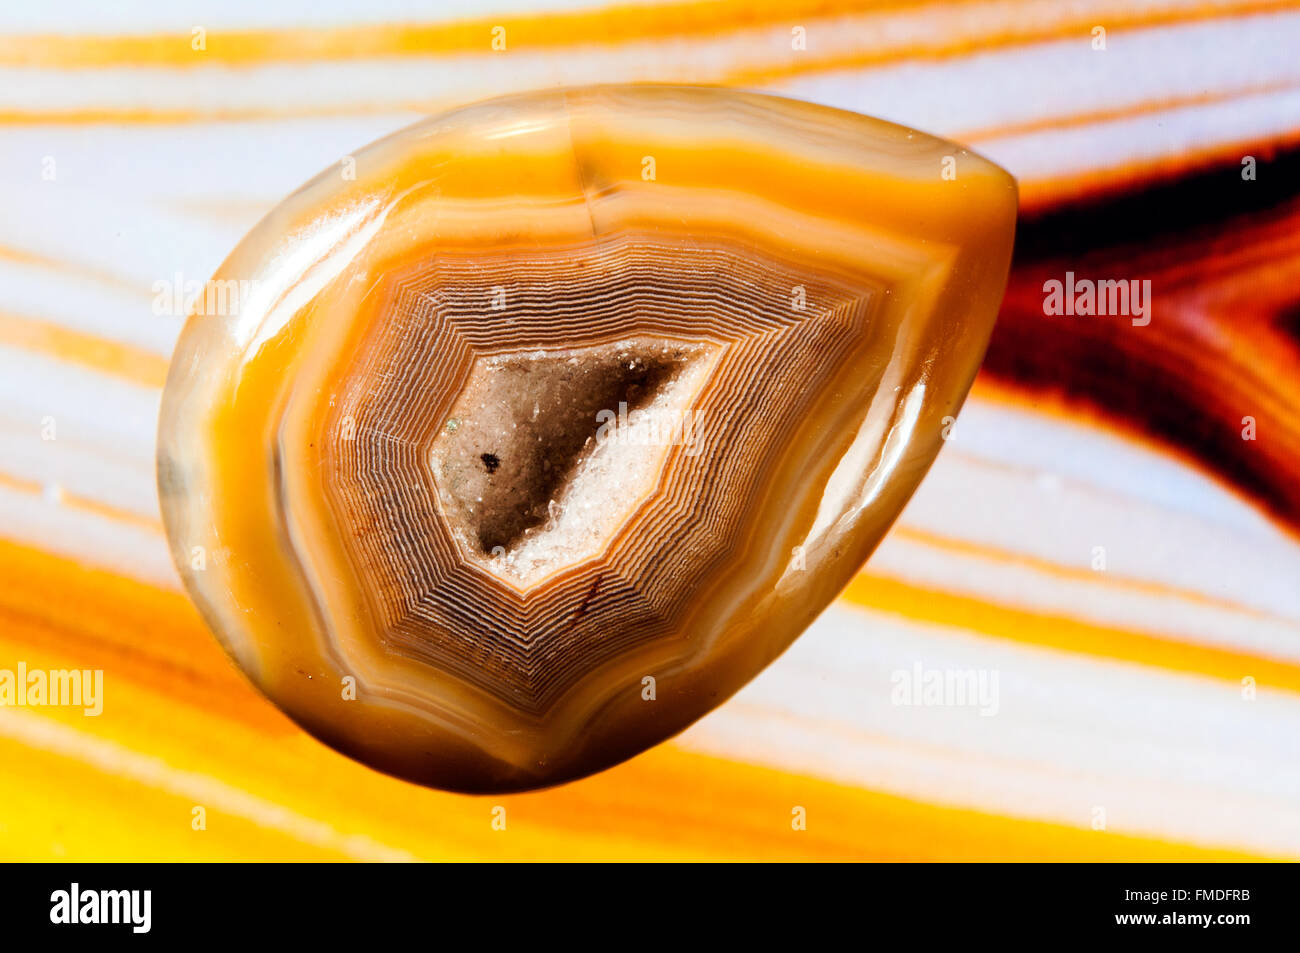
left=157, top=85, right=1016, bottom=792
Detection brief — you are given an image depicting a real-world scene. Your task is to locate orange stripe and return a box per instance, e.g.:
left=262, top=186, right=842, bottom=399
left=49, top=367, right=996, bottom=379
left=0, top=242, right=151, bottom=298
left=891, top=523, right=1298, bottom=625
left=0, top=311, right=169, bottom=388
left=0, top=105, right=435, bottom=126
left=841, top=571, right=1300, bottom=692
left=957, top=78, right=1300, bottom=143
left=0, top=1, right=1289, bottom=84
left=1011, top=127, right=1300, bottom=211
left=733, top=1, right=1300, bottom=86
left=0, top=0, right=945, bottom=68
left=0, top=472, right=163, bottom=534
left=8, top=435, right=1290, bottom=644
left=6, top=70, right=1295, bottom=131
left=0, top=537, right=1267, bottom=860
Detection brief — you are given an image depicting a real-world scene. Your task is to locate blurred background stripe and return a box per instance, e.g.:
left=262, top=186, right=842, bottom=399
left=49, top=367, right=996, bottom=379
left=1, top=0, right=1297, bottom=860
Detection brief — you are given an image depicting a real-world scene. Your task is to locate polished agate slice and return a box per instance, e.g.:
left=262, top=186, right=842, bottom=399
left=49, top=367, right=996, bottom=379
left=157, top=85, right=1016, bottom=792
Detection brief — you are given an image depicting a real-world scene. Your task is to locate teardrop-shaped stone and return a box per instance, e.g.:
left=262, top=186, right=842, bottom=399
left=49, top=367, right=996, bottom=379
left=157, top=85, right=1017, bottom=792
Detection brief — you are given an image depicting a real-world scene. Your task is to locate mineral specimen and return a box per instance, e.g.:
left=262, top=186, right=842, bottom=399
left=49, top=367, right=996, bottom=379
left=157, top=85, right=1017, bottom=792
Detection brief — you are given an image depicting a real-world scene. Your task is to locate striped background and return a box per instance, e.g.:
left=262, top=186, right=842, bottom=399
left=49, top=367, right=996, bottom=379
left=1, top=0, right=1297, bottom=860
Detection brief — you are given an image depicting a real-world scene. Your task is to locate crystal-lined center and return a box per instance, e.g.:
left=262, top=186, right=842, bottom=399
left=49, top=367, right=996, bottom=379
left=428, top=337, right=716, bottom=585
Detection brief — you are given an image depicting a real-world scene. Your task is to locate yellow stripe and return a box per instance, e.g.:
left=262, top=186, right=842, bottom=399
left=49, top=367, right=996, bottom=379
left=841, top=571, right=1300, bottom=692
left=0, top=736, right=358, bottom=861
left=0, top=711, right=419, bottom=862
left=2, top=717, right=1262, bottom=861
left=0, top=535, right=1268, bottom=860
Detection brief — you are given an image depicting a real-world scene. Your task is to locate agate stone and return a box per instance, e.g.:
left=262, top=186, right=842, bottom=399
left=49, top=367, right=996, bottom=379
left=157, top=85, right=1017, bottom=792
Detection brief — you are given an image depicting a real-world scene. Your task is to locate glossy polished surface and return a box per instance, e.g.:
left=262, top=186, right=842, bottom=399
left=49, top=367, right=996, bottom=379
left=157, top=84, right=1016, bottom=792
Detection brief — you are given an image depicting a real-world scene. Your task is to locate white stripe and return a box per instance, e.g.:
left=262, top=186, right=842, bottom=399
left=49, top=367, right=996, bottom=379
left=0, top=349, right=158, bottom=465
left=0, top=186, right=243, bottom=291
left=0, top=0, right=659, bottom=34
left=0, top=259, right=177, bottom=354
left=680, top=602, right=1300, bottom=856
left=0, top=484, right=175, bottom=586
left=898, top=415, right=1300, bottom=623
left=772, top=10, right=1300, bottom=140
left=978, top=87, right=1300, bottom=182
